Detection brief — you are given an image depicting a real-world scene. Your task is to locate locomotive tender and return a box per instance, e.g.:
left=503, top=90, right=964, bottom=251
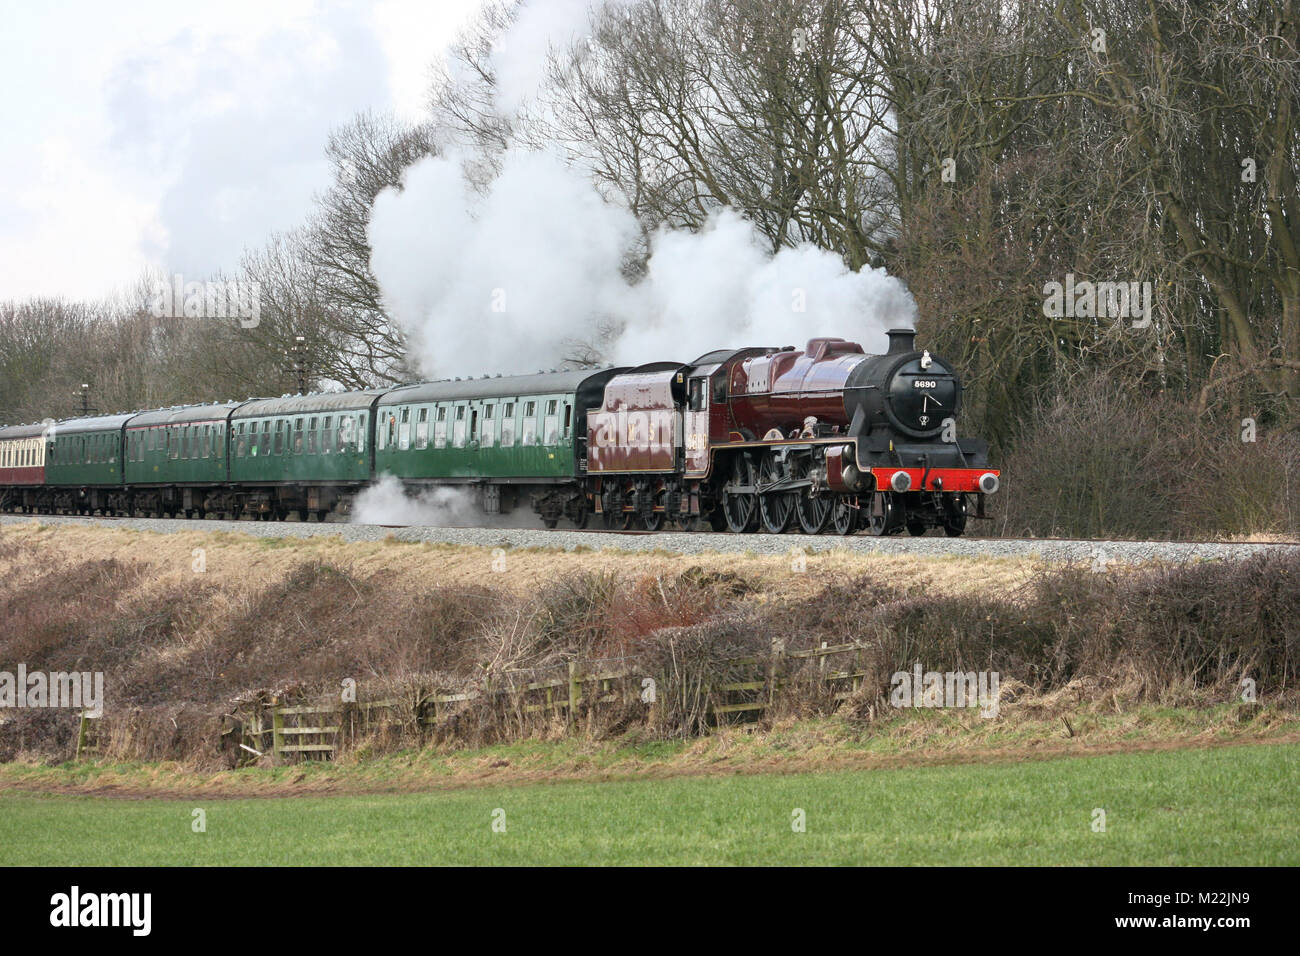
left=0, top=328, right=998, bottom=536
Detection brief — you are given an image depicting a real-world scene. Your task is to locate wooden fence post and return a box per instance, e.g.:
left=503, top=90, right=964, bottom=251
left=271, top=695, right=284, bottom=762
left=567, top=661, right=580, bottom=727
left=75, top=713, right=89, bottom=759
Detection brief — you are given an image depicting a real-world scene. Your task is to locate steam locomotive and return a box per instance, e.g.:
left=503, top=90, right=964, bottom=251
left=0, top=328, right=998, bottom=535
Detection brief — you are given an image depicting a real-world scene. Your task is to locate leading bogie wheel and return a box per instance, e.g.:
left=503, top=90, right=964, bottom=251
left=863, top=492, right=894, bottom=537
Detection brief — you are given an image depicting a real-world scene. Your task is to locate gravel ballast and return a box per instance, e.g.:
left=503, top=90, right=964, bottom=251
left=2, top=513, right=1294, bottom=564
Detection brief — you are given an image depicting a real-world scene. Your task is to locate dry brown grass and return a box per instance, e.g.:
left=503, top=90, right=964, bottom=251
left=3, top=521, right=1297, bottom=769
left=0, top=520, right=1035, bottom=601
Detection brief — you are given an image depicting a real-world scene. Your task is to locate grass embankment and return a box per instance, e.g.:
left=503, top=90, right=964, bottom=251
left=2, top=742, right=1295, bottom=865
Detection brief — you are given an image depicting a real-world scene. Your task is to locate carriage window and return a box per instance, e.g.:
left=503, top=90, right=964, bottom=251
left=434, top=406, right=447, bottom=449
left=308, top=417, right=318, bottom=453
left=169, top=428, right=179, bottom=460
left=292, top=418, right=303, bottom=454
left=453, top=406, right=467, bottom=448
left=259, top=420, right=270, bottom=457
left=543, top=402, right=559, bottom=445
left=399, top=407, right=410, bottom=450
left=470, top=409, right=479, bottom=443
left=481, top=404, right=495, bottom=448
left=322, top=416, right=333, bottom=454
left=521, top=401, right=537, bottom=446
left=273, top=420, right=284, bottom=455
left=415, top=407, right=429, bottom=450
left=338, top=415, right=350, bottom=452
left=236, top=423, right=246, bottom=458
left=501, top=402, right=515, bottom=448
left=357, top=413, right=366, bottom=452
left=563, top=403, right=571, bottom=437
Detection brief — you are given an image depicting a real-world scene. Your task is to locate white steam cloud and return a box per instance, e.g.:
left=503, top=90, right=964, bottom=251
left=352, top=473, right=538, bottom=527
left=352, top=474, right=480, bottom=525
left=368, top=150, right=916, bottom=379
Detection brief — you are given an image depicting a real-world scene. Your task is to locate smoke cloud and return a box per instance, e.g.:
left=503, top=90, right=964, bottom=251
left=367, top=150, right=916, bottom=378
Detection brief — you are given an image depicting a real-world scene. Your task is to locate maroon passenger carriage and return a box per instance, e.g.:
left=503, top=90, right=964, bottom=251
left=583, top=328, right=1000, bottom=536
left=0, top=422, right=49, bottom=512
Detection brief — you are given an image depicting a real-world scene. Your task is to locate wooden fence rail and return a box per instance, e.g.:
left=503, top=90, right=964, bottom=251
left=214, top=641, right=875, bottom=764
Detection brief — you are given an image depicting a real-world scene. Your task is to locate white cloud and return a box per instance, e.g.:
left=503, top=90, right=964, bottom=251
left=0, top=0, right=484, bottom=301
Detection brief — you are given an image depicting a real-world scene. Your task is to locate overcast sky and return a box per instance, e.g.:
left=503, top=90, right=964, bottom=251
left=0, top=0, right=484, bottom=302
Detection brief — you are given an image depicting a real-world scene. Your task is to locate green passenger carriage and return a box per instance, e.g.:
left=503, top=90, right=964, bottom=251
left=373, top=369, right=625, bottom=525
left=45, top=413, right=133, bottom=514
left=229, top=392, right=384, bottom=520
left=124, top=403, right=239, bottom=517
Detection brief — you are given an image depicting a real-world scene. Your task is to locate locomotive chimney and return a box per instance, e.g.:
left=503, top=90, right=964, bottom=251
left=886, top=328, right=916, bottom=355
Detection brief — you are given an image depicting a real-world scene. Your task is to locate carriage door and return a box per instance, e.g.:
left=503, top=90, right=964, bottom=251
left=685, top=376, right=710, bottom=475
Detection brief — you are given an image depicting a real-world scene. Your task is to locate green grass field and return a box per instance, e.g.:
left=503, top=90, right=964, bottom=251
left=1, top=742, right=1296, bottom=865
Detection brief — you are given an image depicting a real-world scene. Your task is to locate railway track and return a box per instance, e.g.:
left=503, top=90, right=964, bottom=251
left=2, top=512, right=1294, bottom=564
